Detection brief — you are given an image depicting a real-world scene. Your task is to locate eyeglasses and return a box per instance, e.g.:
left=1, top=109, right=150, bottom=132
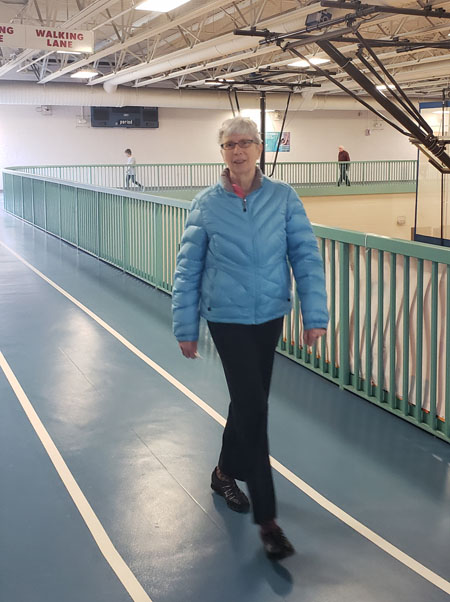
left=220, top=139, right=257, bottom=150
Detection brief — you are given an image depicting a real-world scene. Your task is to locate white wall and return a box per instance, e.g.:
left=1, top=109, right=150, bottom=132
left=256, top=108, right=417, bottom=163
left=0, top=103, right=416, bottom=174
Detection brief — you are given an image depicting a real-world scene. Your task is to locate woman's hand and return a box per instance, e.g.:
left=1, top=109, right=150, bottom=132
left=179, top=341, right=198, bottom=358
left=304, top=328, right=327, bottom=346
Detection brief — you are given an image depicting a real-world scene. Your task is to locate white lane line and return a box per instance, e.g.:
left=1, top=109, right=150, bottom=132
left=0, top=351, right=153, bottom=602
left=2, top=239, right=450, bottom=596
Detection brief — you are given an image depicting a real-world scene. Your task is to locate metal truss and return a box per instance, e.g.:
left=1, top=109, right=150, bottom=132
left=233, top=0, right=450, bottom=171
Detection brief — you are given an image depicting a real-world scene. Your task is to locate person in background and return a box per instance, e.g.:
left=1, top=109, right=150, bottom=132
left=124, top=148, right=143, bottom=190
left=338, top=145, right=351, bottom=186
left=172, top=116, right=329, bottom=561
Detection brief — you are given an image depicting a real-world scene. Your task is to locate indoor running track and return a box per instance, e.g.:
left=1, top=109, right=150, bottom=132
left=1, top=199, right=450, bottom=602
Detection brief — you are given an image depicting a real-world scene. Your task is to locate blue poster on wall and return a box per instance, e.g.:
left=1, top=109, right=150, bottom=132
left=265, top=132, right=290, bottom=152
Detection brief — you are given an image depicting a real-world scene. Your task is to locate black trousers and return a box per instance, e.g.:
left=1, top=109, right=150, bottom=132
left=208, top=317, right=284, bottom=525
left=338, top=163, right=350, bottom=185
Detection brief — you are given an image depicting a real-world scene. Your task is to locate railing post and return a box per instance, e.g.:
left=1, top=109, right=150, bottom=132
left=339, top=242, right=350, bottom=387
left=389, top=253, right=397, bottom=408
left=365, top=248, right=372, bottom=397
left=44, top=180, right=47, bottom=231
left=353, top=246, right=361, bottom=387
left=155, top=203, right=164, bottom=288
left=402, top=256, right=410, bottom=415
left=76, top=188, right=79, bottom=248
left=430, top=261, right=438, bottom=429
left=20, top=176, right=24, bottom=218
left=31, top=177, right=35, bottom=225
left=330, top=240, right=336, bottom=377
left=415, top=258, right=424, bottom=422
left=96, top=190, right=100, bottom=257
left=377, top=250, right=384, bottom=402
left=59, top=183, right=62, bottom=237
left=122, top=194, right=127, bottom=272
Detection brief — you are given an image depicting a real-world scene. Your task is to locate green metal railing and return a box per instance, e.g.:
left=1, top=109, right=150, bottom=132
left=4, top=164, right=447, bottom=443
left=10, top=159, right=417, bottom=193
left=2, top=170, right=187, bottom=292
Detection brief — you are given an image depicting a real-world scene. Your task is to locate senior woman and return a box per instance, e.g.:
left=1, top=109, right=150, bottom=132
left=172, top=117, right=328, bottom=560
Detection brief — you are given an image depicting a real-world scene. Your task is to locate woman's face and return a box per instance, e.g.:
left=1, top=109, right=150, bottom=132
left=220, top=133, right=263, bottom=179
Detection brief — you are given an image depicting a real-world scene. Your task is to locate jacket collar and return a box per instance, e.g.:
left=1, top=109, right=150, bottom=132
left=220, top=167, right=263, bottom=195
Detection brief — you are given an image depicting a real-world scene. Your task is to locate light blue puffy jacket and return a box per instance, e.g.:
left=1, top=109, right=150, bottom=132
left=172, top=172, right=329, bottom=341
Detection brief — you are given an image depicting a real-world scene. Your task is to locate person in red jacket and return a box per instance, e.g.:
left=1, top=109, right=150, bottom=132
left=338, top=145, right=351, bottom=186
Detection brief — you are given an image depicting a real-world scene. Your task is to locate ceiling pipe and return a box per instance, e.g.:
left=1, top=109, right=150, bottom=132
left=0, top=80, right=394, bottom=111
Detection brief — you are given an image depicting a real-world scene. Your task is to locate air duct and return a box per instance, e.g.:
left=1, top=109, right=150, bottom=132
left=0, top=81, right=387, bottom=111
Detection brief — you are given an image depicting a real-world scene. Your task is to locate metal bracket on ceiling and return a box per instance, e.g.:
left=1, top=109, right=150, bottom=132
left=233, top=10, right=450, bottom=171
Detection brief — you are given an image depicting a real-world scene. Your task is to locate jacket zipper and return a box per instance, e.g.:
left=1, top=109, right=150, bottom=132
left=244, top=195, right=258, bottom=321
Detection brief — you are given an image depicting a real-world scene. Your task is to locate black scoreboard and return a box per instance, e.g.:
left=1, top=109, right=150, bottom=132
left=90, top=106, right=158, bottom=128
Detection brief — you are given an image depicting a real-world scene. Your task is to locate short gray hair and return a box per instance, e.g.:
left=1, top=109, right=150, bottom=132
left=218, top=116, right=262, bottom=145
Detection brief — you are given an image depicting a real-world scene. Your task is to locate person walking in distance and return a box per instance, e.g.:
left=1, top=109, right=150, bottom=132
left=172, top=117, right=329, bottom=561
left=338, top=145, right=351, bottom=186
left=124, top=148, right=143, bottom=190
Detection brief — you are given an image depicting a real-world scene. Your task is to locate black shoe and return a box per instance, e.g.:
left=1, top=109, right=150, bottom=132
left=211, top=468, right=250, bottom=513
left=261, top=526, right=295, bottom=561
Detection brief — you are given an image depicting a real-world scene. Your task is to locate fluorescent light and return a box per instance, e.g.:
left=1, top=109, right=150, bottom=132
left=432, top=110, right=450, bottom=114
left=70, top=68, right=98, bottom=79
left=288, top=57, right=329, bottom=67
left=204, top=77, right=234, bottom=85
left=376, top=84, right=395, bottom=91
left=57, top=50, right=83, bottom=55
left=136, top=0, right=190, bottom=11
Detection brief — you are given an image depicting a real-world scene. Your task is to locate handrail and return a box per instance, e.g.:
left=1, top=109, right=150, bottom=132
left=1, top=169, right=189, bottom=209
left=5, top=159, right=417, bottom=169
left=5, top=159, right=417, bottom=193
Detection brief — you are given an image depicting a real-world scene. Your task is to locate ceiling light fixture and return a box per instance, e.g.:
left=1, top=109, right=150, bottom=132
left=57, top=50, right=83, bottom=55
left=135, top=0, right=191, bottom=12
left=376, top=84, right=395, bottom=91
left=70, top=68, right=99, bottom=79
left=288, top=57, right=329, bottom=68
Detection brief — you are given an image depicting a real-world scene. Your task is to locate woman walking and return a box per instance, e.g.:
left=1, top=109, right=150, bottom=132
left=172, top=117, right=328, bottom=560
